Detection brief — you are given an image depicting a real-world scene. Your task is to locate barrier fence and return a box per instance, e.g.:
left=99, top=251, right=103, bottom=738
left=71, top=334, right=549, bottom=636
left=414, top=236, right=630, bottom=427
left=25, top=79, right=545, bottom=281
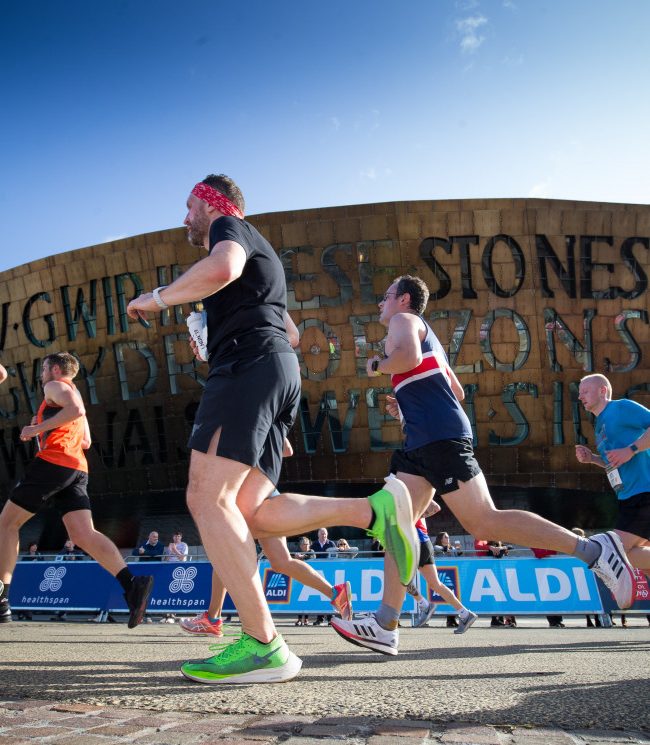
left=9, top=556, right=650, bottom=618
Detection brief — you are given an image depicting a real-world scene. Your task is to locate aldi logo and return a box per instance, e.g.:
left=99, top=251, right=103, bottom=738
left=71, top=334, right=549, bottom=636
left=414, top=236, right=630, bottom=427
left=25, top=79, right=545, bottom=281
left=429, top=566, right=460, bottom=605
left=263, top=569, right=291, bottom=603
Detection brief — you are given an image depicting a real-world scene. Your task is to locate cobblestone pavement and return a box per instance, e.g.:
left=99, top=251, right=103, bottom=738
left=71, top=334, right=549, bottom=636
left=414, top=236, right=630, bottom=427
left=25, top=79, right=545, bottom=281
left=1, top=617, right=648, bottom=744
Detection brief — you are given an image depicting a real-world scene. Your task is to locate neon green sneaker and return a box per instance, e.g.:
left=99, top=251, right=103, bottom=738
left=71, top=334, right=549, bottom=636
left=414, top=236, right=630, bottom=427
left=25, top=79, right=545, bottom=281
left=367, top=475, right=419, bottom=586
left=180, top=633, right=302, bottom=685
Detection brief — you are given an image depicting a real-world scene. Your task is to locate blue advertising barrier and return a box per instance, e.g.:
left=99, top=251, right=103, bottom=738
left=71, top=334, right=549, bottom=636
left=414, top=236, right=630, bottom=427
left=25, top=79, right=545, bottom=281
left=11, top=556, right=605, bottom=616
left=260, top=558, right=419, bottom=615
left=10, top=561, right=236, bottom=615
left=422, top=557, right=603, bottom=615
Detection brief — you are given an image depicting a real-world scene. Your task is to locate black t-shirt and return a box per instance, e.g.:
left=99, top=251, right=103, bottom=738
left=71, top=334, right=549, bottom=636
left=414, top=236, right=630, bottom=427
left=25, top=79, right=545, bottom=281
left=205, top=216, right=292, bottom=364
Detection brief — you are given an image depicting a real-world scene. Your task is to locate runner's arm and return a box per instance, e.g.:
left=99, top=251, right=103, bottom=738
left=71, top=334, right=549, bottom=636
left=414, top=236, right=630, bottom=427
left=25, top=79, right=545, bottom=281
left=284, top=312, right=300, bottom=349
left=126, top=240, right=247, bottom=320
left=81, top=416, right=92, bottom=449
left=447, top=365, right=465, bottom=401
left=20, top=382, right=85, bottom=441
left=369, top=313, right=421, bottom=376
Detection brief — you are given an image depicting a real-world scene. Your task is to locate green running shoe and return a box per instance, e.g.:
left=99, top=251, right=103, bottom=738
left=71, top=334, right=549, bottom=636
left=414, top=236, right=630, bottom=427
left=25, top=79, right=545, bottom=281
left=367, top=475, right=419, bottom=585
left=180, top=633, right=302, bottom=685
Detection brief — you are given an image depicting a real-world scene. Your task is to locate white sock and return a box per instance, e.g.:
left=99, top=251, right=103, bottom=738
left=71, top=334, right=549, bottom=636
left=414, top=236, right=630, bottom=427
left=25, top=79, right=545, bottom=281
left=458, top=608, right=469, bottom=620
left=417, top=598, right=429, bottom=610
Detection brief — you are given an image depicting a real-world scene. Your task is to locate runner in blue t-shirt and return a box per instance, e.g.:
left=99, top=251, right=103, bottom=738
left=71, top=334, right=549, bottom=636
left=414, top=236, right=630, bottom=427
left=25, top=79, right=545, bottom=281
left=576, top=374, right=650, bottom=582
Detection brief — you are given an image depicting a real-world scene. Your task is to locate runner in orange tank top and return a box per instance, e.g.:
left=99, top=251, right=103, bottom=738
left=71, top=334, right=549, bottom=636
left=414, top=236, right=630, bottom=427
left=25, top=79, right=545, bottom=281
left=36, top=377, right=88, bottom=473
left=0, top=352, right=153, bottom=628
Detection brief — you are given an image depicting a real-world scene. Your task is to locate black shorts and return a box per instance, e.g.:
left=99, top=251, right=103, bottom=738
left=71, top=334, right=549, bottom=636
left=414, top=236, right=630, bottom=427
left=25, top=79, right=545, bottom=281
left=390, top=437, right=482, bottom=495
left=188, top=352, right=301, bottom=485
left=10, top=457, right=90, bottom=516
left=616, top=492, right=650, bottom=540
left=419, top=538, right=434, bottom=567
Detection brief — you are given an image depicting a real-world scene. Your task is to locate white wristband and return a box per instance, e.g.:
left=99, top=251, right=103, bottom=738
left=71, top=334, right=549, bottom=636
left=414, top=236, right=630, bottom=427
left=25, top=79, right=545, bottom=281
left=152, top=286, right=169, bottom=310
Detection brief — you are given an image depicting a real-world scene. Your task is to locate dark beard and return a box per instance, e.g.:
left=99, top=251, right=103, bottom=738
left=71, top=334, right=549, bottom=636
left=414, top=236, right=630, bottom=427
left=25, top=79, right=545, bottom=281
left=186, top=212, right=210, bottom=248
left=186, top=226, right=205, bottom=247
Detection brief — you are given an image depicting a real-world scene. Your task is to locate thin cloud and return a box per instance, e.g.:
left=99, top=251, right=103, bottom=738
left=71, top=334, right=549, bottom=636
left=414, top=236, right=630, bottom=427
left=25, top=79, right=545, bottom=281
left=330, top=116, right=341, bottom=130
left=501, top=53, right=524, bottom=66
left=528, top=180, right=552, bottom=198
left=456, top=15, right=487, bottom=54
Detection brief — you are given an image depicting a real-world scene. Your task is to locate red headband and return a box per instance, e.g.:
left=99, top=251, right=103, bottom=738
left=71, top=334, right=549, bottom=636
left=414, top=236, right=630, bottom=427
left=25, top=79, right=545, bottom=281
left=191, top=183, right=244, bottom=219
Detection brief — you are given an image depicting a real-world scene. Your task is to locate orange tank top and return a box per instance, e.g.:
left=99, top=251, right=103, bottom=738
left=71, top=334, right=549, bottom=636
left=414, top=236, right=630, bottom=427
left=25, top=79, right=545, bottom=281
left=36, top=380, right=88, bottom=473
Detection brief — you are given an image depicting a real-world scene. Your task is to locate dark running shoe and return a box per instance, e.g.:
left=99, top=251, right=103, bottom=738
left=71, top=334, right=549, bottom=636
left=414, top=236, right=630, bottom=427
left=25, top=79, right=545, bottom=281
left=124, top=575, right=154, bottom=629
left=0, top=598, right=11, bottom=624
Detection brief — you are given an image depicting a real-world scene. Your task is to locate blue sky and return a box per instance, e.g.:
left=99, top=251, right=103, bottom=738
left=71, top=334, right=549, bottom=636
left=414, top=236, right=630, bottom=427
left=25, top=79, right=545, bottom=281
left=1, top=0, right=648, bottom=273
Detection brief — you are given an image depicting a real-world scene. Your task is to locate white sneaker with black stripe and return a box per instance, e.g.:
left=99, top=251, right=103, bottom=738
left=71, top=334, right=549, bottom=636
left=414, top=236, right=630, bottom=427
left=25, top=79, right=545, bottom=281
left=330, top=614, right=398, bottom=656
left=589, top=531, right=635, bottom=610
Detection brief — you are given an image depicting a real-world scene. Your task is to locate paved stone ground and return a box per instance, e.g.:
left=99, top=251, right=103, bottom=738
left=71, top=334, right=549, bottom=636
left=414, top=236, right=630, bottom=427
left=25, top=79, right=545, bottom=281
left=1, top=617, right=649, bottom=743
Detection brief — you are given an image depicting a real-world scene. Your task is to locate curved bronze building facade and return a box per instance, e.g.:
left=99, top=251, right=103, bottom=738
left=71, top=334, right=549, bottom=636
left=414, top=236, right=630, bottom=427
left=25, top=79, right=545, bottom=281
left=1, top=198, right=649, bottom=546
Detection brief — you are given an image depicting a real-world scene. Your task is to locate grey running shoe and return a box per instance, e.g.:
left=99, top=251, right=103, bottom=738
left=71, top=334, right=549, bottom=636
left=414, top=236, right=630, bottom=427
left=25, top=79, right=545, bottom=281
left=0, top=598, right=11, bottom=624
left=454, top=610, right=478, bottom=634
left=331, top=614, right=398, bottom=656
left=590, top=532, right=634, bottom=610
left=412, top=602, right=436, bottom=628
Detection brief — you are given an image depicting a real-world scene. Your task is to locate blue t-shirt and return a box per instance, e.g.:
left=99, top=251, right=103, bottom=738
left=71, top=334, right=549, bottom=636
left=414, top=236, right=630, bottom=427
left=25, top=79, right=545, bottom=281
left=594, top=398, right=650, bottom=500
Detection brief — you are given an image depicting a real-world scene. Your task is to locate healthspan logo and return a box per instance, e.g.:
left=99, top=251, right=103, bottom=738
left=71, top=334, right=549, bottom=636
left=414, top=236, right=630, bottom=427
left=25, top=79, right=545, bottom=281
left=39, top=566, right=66, bottom=592
left=20, top=566, right=70, bottom=607
left=169, top=566, right=197, bottom=593
left=150, top=565, right=204, bottom=609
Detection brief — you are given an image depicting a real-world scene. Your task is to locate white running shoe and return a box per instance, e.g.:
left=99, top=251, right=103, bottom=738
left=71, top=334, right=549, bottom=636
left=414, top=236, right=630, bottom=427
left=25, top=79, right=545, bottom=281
left=590, top=531, right=635, bottom=610
left=330, top=614, right=398, bottom=656
left=454, top=610, right=478, bottom=635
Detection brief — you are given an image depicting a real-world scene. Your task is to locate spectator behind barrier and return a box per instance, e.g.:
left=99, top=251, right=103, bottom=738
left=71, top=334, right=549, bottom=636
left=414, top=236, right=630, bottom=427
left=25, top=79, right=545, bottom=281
left=434, top=532, right=462, bottom=556
left=310, top=528, right=336, bottom=557
left=293, top=537, right=314, bottom=626
left=56, top=539, right=84, bottom=561
left=132, top=531, right=165, bottom=561
left=22, top=542, right=43, bottom=561
left=473, top=538, right=489, bottom=556
left=331, top=538, right=359, bottom=559
left=485, top=541, right=516, bottom=628
left=165, top=531, right=189, bottom=562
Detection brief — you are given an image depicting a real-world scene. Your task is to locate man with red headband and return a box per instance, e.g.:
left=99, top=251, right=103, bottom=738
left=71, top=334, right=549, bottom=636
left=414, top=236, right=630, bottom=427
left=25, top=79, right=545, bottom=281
left=127, top=174, right=419, bottom=685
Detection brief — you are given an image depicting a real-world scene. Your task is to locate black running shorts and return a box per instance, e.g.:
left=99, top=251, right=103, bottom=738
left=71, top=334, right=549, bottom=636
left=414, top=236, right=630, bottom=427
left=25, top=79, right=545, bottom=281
left=10, top=457, right=90, bottom=516
left=419, top=538, right=434, bottom=568
left=390, top=437, right=482, bottom=495
left=188, top=352, right=301, bottom=486
left=615, top=491, right=650, bottom=540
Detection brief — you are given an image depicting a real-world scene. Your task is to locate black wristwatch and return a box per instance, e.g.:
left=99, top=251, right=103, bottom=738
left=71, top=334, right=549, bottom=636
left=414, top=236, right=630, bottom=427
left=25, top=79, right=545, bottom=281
left=630, top=443, right=639, bottom=454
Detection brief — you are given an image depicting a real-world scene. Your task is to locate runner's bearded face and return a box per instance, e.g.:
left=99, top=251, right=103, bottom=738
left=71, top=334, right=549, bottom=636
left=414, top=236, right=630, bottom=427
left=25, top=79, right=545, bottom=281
left=184, top=195, right=211, bottom=248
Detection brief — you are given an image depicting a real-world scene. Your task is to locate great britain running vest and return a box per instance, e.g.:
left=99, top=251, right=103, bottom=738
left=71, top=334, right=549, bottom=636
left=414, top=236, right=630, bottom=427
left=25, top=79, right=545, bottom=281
left=391, top=318, right=472, bottom=451
left=415, top=517, right=429, bottom=544
left=36, top=380, right=88, bottom=473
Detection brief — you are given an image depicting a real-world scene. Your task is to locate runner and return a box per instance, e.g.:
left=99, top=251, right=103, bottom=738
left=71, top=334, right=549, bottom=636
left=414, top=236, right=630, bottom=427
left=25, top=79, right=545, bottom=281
left=576, top=374, right=650, bottom=577
left=330, top=275, right=635, bottom=655
left=126, top=174, right=418, bottom=684
left=407, top=500, right=477, bottom=634
left=0, top=353, right=153, bottom=626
